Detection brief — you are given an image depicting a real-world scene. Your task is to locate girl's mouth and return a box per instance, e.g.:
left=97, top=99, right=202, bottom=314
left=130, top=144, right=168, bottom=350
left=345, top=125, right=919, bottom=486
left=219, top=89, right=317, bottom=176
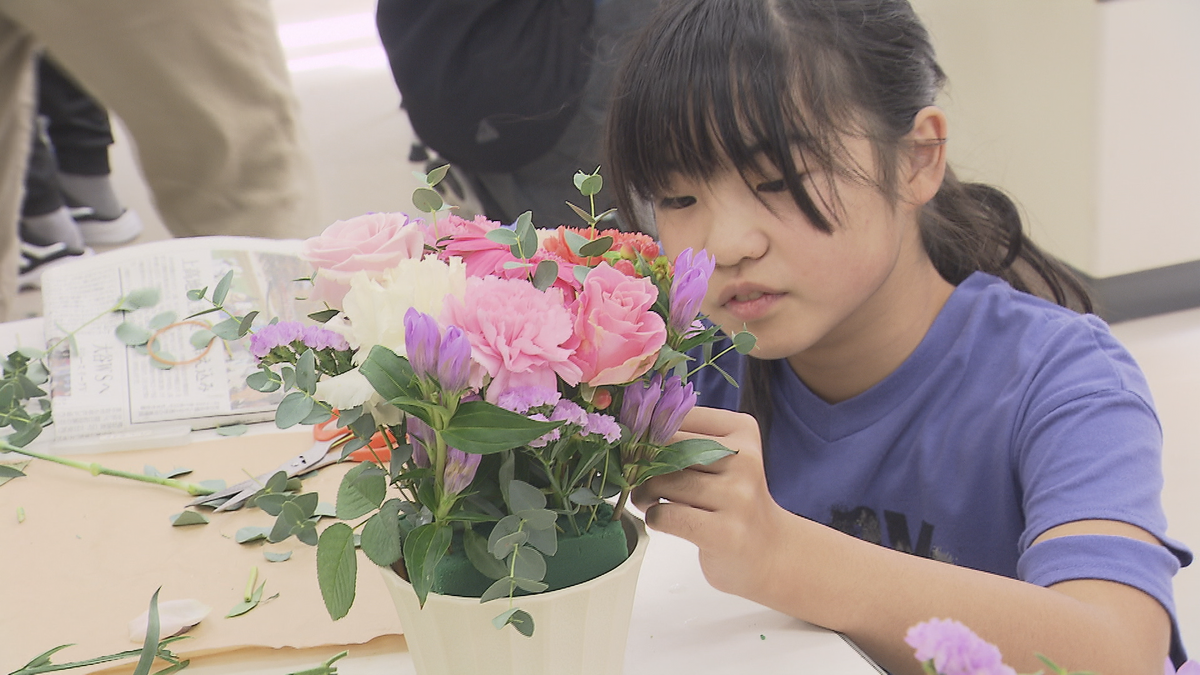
left=723, top=291, right=783, bottom=322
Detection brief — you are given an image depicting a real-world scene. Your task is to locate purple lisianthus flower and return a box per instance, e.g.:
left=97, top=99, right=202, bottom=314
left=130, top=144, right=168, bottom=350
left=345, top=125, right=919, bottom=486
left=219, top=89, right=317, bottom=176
left=619, top=374, right=663, bottom=443
left=668, top=248, right=715, bottom=334
left=583, top=412, right=621, bottom=443
left=495, top=386, right=561, bottom=415
left=436, top=326, right=472, bottom=393
left=407, top=417, right=435, bottom=468
left=404, top=308, right=440, bottom=380
left=904, top=619, right=1016, bottom=675
left=646, top=375, right=696, bottom=446
left=443, top=447, right=481, bottom=494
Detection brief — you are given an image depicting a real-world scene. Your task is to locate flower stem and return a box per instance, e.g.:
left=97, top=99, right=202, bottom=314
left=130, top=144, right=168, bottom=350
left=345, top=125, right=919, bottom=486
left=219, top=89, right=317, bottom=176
left=0, top=442, right=216, bottom=496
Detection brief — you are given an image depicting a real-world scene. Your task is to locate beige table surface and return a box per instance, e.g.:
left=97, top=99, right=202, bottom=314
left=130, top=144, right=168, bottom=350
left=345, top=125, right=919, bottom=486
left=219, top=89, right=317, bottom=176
left=0, top=424, right=881, bottom=675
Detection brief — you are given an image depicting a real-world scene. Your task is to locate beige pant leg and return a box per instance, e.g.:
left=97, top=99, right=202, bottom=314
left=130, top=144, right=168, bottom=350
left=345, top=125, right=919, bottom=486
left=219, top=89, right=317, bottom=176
left=0, top=0, right=320, bottom=240
left=0, top=14, right=36, bottom=321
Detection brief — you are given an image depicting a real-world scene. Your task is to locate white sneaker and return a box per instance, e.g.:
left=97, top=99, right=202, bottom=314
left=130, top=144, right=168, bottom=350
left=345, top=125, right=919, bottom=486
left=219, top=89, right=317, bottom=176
left=71, top=207, right=143, bottom=246
left=18, top=241, right=94, bottom=290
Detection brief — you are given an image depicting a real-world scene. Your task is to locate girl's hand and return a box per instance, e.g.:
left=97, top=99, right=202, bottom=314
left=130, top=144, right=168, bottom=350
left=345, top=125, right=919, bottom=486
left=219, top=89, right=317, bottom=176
left=631, top=406, right=795, bottom=604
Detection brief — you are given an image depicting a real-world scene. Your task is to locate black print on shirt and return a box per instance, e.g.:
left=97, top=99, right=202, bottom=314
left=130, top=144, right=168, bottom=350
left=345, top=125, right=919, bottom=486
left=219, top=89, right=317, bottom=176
left=829, top=506, right=953, bottom=563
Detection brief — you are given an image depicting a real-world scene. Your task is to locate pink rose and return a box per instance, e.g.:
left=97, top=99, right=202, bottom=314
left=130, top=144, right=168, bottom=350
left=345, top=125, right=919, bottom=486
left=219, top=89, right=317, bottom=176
left=569, top=262, right=666, bottom=386
left=300, top=212, right=424, bottom=308
left=443, top=276, right=582, bottom=402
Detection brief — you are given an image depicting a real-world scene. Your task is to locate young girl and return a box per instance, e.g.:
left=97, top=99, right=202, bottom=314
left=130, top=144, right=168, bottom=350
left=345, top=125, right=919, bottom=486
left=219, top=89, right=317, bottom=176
left=606, top=1, right=1192, bottom=672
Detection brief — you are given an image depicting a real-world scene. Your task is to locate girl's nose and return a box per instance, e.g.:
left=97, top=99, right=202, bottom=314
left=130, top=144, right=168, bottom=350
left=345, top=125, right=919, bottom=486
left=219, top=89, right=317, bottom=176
left=704, top=196, right=770, bottom=269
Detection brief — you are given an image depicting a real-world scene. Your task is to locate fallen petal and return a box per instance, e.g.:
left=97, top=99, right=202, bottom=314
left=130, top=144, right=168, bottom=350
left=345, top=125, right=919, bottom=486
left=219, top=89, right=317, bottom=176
left=129, top=598, right=211, bottom=642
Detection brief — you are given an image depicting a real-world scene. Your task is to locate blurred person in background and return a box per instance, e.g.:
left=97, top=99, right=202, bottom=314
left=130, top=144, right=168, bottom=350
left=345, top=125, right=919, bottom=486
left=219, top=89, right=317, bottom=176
left=0, top=0, right=320, bottom=320
left=376, top=0, right=660, bottom=230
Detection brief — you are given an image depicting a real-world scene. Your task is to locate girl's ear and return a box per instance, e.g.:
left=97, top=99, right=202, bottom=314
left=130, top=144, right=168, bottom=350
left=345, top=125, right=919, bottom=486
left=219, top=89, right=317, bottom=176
left=904, top=106, right=948, bottom=207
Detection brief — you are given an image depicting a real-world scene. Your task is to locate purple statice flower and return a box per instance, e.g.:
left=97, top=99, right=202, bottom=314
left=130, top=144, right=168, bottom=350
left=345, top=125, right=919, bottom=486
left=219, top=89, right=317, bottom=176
left=404, top=308, right=440, bottom=380
left=668, top=248, right=715, bottom=334
left=249, top=321, right=305, bottom=358
left=300, top=324, right=349, bottom=352
left=495, top=386, right=561, bottom=415
left=583, top=412, right=621, bottom=443
left=437, top=326, right=472, bottom=393
left=1167, top=658, right=1200, bottom=675
left=620, top=374, right=663, bottom=443
left=550, top=399, right=588, bottom=427
left=443, top=447, right=481, bottom=494
left=647, top=375, right=696, bottom=446
left=526, top=413, right=561, bottom=449
left=904, top=619, right=1016, bottom=675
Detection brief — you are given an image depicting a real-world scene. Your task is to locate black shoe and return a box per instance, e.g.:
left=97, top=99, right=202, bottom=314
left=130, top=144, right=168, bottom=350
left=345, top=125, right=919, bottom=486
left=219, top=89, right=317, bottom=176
left=18, top=241, right=92, bottom=290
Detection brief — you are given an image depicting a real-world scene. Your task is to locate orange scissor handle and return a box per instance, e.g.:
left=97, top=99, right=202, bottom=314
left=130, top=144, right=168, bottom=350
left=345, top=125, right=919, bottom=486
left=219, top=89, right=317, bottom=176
left=314, top=413, right=397, bottom=462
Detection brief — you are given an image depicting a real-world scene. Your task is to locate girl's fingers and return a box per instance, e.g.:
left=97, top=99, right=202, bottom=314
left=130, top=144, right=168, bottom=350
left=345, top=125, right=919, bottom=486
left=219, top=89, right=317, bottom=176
left=676, top=406, right=755, bottom=438
left=632, top=467, right=724, bottom=513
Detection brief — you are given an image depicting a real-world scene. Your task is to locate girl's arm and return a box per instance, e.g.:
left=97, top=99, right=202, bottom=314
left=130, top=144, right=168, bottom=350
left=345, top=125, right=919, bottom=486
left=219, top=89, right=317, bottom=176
left=631, top=406, right=1171, bottom=675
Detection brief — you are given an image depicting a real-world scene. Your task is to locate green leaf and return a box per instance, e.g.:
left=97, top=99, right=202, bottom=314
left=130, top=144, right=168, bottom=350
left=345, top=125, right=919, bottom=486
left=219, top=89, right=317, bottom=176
left=464, top=526, right=509, bottom=580
left=531, top=260, right=559, bottom=291
left=186, top=288, right=207, bottom=301
left=568, top=487, right=602, bottom=506
left=359, top=346, right=419, bottom=400
left=116, top=322, right=152, bottom=347
left=426, top=163, right=450, bottom=187
left=573, top=170, right=589, bottom=191
left=578, top=235, right=614, bottom=258
left=301, top=405, right=333, bottom=426
left=565, top=201, right=596, bottom=227
left=169, top=511, right=209, bottom=526
left=236, top=526, right=272, bottom=544
left=336, top=463, right=387, bottom=519
left=485, top=228, right=520, bottom=247
left=0, top=464, right=27, bottom=479
left=210, top=317, right=241, bottom=341
left=440, top=401, right=563, bottom=455
left=246, top=369, right=281, bottom=392
left=254, top=493, right=290, bottom=516
left=491, top=607, right=535, bottom=637
left=269, top=501, right=308, bottom=543
left=402, top=523, right=451, bottom=607
left=264, top=550, right=293, bottom=563
left=515, top=508, right=557, bottom=530
left=579, top=173, right=603, bottom=197
left=308, top=308, right=339, bottom=323
left=317, top=522, right=358, bottom=620
left=276, top=391, right=315, bottom=428
left=295, top=349, right=317, bottom=395
left=732, top=330, right=757, bottom=355
left=412, top=187, right=444, bottom=213
left=511, top=545, right=546, bottom=582
left=360, top=499, right=403, bottom=566
left=492, top=531, right=529, bottom=559
left=226, top=580, right=265, bottom=618
left=573, top=264, right=591, bottom=286
left=148, top=311, right=177, bottom=331
left=563, top=228, right=591, bottom=256
left=132, top=588, right=162, bottom=675
left=150, top=351, right=175, bottom=370
left=123, top=287, right=161, bottom=310
left=481, top=578, right=516, bottom=604
left=216, top=424, right=248, bottom=437
left=212, top=270, right=235, bottom=306
left=190, top=329, right=216, bottom=350
left=238, top=311, right=259, bottom=337
left=637, top=438, right=736, bottom=483
left=505, top=480, right=546, bottom=513
left=513, top=211, right=536, bottom=257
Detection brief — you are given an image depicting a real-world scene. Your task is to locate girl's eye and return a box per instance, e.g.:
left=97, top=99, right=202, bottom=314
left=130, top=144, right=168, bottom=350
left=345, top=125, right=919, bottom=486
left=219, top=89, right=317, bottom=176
left=755, top=179, right=788, bottom=193
left=658, top=195, right=696, bottom=210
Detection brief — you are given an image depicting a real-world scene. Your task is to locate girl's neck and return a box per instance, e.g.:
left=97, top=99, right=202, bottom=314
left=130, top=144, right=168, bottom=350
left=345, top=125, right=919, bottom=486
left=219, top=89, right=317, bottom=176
left=786, top=254, right=955, bottom=404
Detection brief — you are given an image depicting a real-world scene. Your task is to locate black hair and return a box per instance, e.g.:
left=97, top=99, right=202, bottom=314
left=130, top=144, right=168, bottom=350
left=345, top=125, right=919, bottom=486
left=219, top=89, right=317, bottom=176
left=605, top=0, right=1092, bottom=438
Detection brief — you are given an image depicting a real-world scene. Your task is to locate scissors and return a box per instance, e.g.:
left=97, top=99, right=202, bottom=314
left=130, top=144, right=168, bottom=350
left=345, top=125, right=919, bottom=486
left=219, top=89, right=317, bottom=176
left=189, top=416, right=397, bottom=512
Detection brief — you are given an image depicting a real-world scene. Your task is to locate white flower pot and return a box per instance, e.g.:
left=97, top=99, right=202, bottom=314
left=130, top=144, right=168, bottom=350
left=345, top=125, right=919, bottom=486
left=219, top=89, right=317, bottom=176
left=379, top=515, right=649, bottom=675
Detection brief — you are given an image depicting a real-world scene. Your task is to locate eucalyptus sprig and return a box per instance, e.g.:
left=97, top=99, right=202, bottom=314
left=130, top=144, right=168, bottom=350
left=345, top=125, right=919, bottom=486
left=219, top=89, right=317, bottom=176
left=0, top=439, right=216, bottom=496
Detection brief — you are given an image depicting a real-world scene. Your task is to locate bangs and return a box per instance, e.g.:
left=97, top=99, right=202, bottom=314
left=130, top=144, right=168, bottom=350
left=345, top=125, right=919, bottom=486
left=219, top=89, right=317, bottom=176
left=607, top=0, right=856, bottom=233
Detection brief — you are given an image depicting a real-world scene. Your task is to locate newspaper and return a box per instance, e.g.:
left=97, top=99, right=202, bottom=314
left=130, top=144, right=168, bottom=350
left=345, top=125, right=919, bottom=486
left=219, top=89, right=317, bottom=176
left=39, top=236, right=322, bottom=446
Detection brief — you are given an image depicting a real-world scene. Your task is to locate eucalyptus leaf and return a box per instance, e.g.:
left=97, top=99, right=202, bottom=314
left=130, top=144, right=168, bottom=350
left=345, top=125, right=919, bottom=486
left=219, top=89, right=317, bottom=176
left=316, top=522, right=358, bottom=620
left=148, top=311, right=177, bottom=331
left=295, top=349, right=317, bottom=394
left=485, top=228, right=520, bottom=247
left=464, top=526, right=508, bottom=580
left=480, top=578, right=516, bottom=604
left=565, top=201, right=595, bottom=227
left=189, top=329, right=215, bottom=350
left=732, top=330, right=757, bottom=355
left=573, top=265, right=591, bottom=285
left=115, top=322, right=152, bottom=347
left=579, top=173, right=603, bottom=197
left=236, top=526, right=272, bottom=544
left=506, top=480, right=546, bottom=513
left=186, top=287, right=207, bottom=301
left=426, top=163, right=450, bottom=187
left=238, top=311, right=259, bottom=337
left=169, top=511, right=209, bottom=527
left=0, top=461, right=28, bottom=482
left=515, top=508, right=557, bottom=530
left=308, top=308, right=340, bottom=323
left=212, top=270, right=235, bottom=307
left=123, top=287, right=161, bottom=310
left=198, top=478, right=227, bottom=493
left=150, top=351, right=175, bottom=370
left=501, top=261, right=533, bottom=271
left=577, top=235, right=614, bottom=258
left=275, top=391, right=315, bottom=429
left=511, top=545, right=546, bottom=582
left=254, top=493, right=290, bottom=516
left=216, top=424, right=248, bottom=437
left=513, top=211, right=536, bottom=257
left=210, top=317, right=241, bottom=341
left=264, top=550, right=293, bottom=563
left=531, top=259, right=559, bottom=291
left=568, top=487, right=602, bottom=506
left=505, top=609, right=535, bottom=637
left=246, top=370, right=281, bottom=393
left=512, top=577, right=548, bottom=594
left=412, top=187, right=443, bottom=213
left=525, top=523, right=558, bottom=556
left=491, top=530, right=529, bottom=559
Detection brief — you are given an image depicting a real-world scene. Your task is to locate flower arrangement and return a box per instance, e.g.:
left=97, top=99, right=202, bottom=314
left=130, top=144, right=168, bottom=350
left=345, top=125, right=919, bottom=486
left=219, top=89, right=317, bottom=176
left=208, top=167, right=755, bottom=633
left=905, top=618, right=1197, bottom=675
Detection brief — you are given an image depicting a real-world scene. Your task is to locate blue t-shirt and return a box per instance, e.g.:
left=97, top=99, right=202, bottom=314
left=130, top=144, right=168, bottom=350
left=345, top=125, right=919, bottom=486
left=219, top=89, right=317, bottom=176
left=693, top=272, right=1192, bottom=663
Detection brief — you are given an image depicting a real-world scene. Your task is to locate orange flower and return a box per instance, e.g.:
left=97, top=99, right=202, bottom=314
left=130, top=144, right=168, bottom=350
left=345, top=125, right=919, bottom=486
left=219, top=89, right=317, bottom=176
left=542, top=227, right=661, bottom=267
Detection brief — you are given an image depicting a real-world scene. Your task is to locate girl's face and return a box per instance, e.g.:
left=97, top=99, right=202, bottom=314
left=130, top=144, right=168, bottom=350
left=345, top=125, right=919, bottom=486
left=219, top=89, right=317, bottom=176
left=653, top=135, right=951, bottom=398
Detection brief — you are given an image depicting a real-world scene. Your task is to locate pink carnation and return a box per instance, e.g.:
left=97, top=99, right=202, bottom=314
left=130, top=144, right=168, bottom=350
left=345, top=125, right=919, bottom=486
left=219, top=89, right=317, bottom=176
left=429, top=214, right=513, bottom=278
left=300, top=212, right=424, bottom=308
left=569, top=262, right=666, bottom=387
left=443, top=276, right=582, bottom=403
left=904, top=619, right=1016, bottom=675
left=495, top=249, right=583, bottom=303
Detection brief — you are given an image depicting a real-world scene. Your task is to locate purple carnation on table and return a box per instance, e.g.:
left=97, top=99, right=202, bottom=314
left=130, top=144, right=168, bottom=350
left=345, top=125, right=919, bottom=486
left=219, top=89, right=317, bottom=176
left=905, top=619, right=1016, bottom=675
left=249, top=320, right=349, bottom=359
